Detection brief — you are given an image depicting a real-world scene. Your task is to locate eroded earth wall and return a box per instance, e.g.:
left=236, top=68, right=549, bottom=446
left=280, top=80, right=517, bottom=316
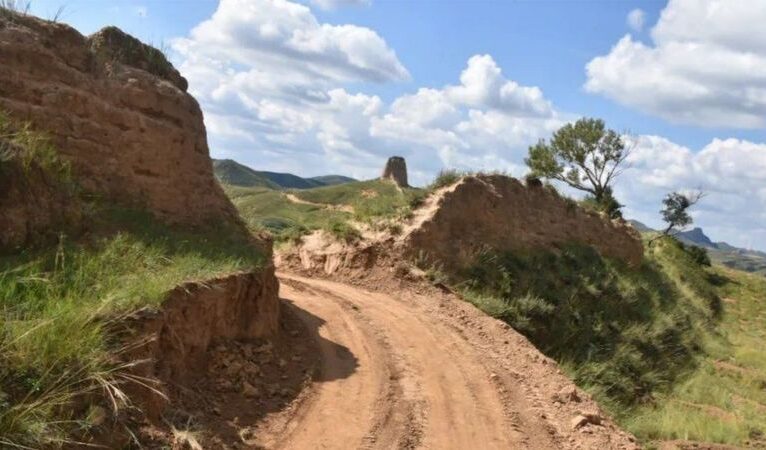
left=404, top=175, right=644, bottom=270
left=0, top=13, right=236, bottom=225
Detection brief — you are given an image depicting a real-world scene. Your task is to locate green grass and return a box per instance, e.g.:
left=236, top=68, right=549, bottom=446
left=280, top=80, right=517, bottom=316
left=454, top=237, right=720, bottom=409
left=0, top=110, right=73, bottom=186
left=428, top=169, right=464, bottom=190
left=225, top=185, right=352, bottom=242
left=0, top=206, right=265, bottom=447
left=227, top=180, right=426, bottom=243
left=453, top=234, right=766, bottom=447
left=622, top=266, right=766, bottom=446
left=290, top=179, right=425, bottom=222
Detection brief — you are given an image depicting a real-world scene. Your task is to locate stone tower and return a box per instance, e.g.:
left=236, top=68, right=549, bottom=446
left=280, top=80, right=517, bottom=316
left=381, top=156, right=409, bottom=187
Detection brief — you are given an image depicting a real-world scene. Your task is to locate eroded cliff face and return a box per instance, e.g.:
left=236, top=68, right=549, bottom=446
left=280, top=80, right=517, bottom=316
left=0, top=13, right=235, bottom=225
left=122, top=268, right=281, bottom=421
left=404, top=175, right=644, bottom=270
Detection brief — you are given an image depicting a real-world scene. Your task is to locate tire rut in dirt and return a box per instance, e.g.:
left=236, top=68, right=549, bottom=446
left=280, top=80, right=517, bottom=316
left=279, top=274, right=522, bottom=449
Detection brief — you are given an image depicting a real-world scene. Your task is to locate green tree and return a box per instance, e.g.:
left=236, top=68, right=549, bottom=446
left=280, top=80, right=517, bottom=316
left=525, top=118, right=630, bottom=216
left=659, top=191, right=705, bottom=236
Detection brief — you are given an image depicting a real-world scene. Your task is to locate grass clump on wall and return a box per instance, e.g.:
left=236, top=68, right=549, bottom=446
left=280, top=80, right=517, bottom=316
left=0, top=111, right=72, bottom=186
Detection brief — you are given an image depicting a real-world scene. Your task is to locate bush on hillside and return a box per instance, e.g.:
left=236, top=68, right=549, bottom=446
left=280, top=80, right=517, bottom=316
left=675, top=240, right=712, bottom=267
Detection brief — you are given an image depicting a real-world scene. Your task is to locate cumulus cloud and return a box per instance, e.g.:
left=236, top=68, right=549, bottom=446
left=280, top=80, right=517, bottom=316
left=617, top=136, right=766, bottom=249
left=626, top=8, right=644, bottom=32
left=171, top=0, right=766, bottom=250
left=172, top=0, right=564, bottom=183
left=586, top=0, right=766, bottom=128
left=173, top=0, right=408, bottom=85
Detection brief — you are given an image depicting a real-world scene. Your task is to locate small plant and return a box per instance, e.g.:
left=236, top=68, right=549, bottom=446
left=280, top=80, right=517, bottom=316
left=0, top=111, right=73, bottom=185
left=428, top=169, right=463, bottom=190
left=676, top=240, right=712, bottom=267
left=326, top=220, right=361, bottom=243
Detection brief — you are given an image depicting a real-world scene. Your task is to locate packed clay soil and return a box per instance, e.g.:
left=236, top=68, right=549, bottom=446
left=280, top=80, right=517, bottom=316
left=241, top=272, right=639, bottom=450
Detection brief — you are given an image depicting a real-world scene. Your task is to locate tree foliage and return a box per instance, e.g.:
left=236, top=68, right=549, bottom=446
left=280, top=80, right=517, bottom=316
left=660, top=191, right=705, bottom=236
left=526, top=118, right=630, bottom=216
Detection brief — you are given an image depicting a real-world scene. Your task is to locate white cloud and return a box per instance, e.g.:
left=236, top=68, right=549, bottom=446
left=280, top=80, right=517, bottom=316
left=586, top=0, right=766, bottom=128
left=173, top=0, right=408, bottom=85
left=626, top=8, right=645, bottom=32
left=172, top=0, right=564, bottom=184
left=310, top=0, right=370, bottom=10
left=618, top=135, right=766, bottom=249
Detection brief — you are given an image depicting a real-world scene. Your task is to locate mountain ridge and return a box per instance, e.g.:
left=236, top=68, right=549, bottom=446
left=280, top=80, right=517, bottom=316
left=213, top=158, right=356, bottom=190
left=629, top=220, right=766, bottom=276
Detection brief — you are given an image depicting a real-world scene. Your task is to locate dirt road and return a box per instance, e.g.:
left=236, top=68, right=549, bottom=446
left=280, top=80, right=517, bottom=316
left=253, top=273, right=637, bottom=450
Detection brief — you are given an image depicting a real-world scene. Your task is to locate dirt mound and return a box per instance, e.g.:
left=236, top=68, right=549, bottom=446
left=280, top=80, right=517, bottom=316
left=0, top=11, right=236, bottom=226
left=381, top=155, right=409, bottom=187
left=402, top=174, right=643, bottom=271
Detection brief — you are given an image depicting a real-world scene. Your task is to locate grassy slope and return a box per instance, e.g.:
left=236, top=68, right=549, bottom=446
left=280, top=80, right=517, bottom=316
left=453, top=232, right=765, bottom=447
left=212, top=159, right=280, bottom=189
left=457, top=238, right=719, bottom=407
left=290, top=179, right=425, bottom=222
left=226, top=179, right=425, bottom=242
left=625, top=267, right=766, bottom=447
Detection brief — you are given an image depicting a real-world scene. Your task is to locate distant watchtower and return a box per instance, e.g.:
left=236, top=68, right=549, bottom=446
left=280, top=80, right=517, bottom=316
left=381, top=156, right=409, bottom=187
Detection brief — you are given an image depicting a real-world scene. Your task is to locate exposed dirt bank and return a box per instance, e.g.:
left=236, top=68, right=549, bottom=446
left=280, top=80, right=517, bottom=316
left=0, top=12, right=237, bottom=226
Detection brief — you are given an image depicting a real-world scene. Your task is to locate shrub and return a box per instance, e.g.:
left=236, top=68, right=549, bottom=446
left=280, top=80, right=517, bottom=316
left=326, top=220, right=361, bottom=243
left=676, top=240, right=712, bottom=267
left=428, top=169, right=463, bottom=190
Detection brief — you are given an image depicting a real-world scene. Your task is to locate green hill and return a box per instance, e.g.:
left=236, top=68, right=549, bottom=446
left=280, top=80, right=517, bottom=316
left=212, top=159, right=280, bottom=189
left=213, top=158, right=357, bottom=190
left=309, top=175, right=357, bottom=186
left=225, top=179, right=425, bottom=242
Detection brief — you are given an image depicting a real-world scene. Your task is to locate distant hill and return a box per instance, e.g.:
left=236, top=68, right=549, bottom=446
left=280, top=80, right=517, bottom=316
left=212, top=159, right=280, bottom=189
left=675, top=227, right=717, bottom=248
left=309, top=175, right=357, bottom=186
left=629, top=220, right=766, bottom=276
left=213, top=159, right=356, bottom=189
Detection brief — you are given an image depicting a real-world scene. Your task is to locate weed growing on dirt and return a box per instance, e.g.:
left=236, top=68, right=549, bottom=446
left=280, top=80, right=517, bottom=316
left=428, top=169, right=464, bottom=190
left=326, top=220, right=362, bottom=243
left=0, top=111, right=72, bottom=185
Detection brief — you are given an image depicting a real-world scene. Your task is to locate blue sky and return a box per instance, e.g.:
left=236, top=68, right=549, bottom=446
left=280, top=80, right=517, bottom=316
left=26, top=0, right=766, bottom=250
